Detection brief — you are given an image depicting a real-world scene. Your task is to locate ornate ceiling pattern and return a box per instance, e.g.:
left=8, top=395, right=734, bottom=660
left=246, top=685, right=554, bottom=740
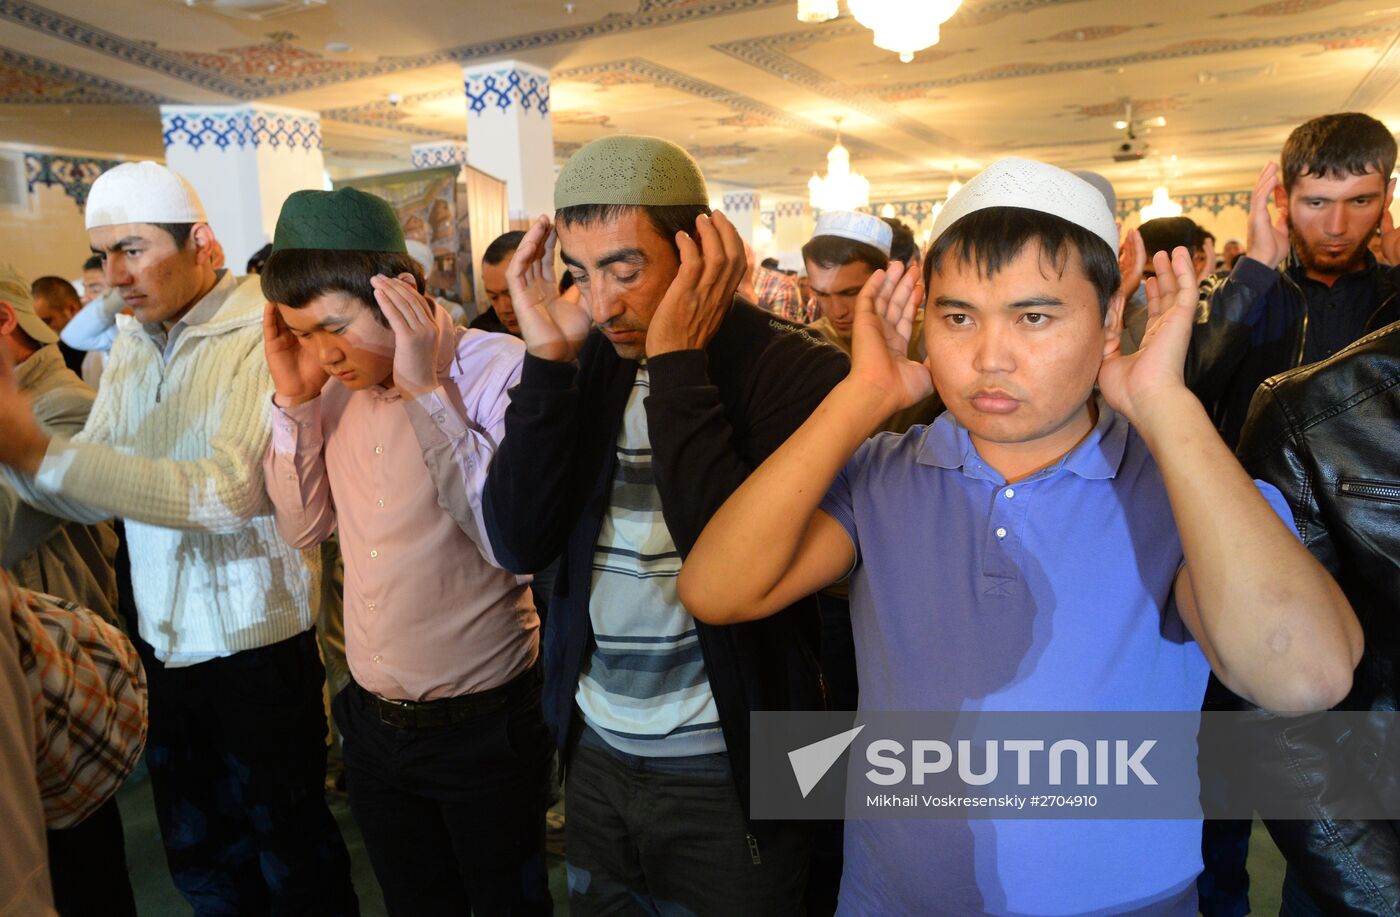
left=0, top=0, right=1394, bottom=199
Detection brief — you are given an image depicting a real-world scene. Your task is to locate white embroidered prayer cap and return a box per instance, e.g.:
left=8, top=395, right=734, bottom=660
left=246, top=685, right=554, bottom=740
left=931, top=158, right=1119, bottom=254
left=811, top=210, right=893, bottom=257
left=85, top=161, right=208, bottom=230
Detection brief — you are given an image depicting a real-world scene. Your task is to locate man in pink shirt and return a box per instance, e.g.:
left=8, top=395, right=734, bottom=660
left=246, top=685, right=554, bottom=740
left=259, top=188, right=551, bottom=916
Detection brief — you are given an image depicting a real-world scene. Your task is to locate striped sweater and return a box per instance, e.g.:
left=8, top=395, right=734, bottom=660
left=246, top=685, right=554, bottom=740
left=6, top=272, right=318, bottom=665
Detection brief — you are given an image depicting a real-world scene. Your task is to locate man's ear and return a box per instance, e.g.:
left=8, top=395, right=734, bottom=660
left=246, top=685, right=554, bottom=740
left=1384, top=176, right=1396, bottom=212
left=1273, top=183, right=1289, bottom=220
left=0, top=302, right=18, bottom=337
left=190, top=224, right=218, bottom=261
left=395, top=271, right=418, bottom=290
left=1102, top=290, right=1125, bottom=357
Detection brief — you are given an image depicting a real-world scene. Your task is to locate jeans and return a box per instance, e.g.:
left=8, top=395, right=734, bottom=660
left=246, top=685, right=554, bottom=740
left=135, top=625, right=358, bottom=916
left=565, top=723, right=811, bottom=916
left=333, top=674, right=553, bottom=917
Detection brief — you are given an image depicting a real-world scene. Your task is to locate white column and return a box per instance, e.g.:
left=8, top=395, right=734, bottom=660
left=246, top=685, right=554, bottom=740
left=160, top=103, right=325, bottom=272
left=774, top=199, right=815, bottom=268
left=462, top=60, right=553, bottom=224
left=411, top=141, right=469, bottom=172
left=720, top=191, right=760, bottom=247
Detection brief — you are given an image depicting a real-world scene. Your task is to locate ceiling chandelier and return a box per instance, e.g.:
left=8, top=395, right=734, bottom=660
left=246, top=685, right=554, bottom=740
left=1140, top=186, right=1183, bottom=221
left=848, top=0, right=963, bottom=63
left=808, top=119, right=870, bottom=212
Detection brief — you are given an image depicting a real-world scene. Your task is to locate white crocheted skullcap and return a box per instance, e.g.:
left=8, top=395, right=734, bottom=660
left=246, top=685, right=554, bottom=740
left=85, top=161, right=207, bottom=230
left=812, top=210, right=893, bottom=257
left=932, top=158, right=1119, bottom=255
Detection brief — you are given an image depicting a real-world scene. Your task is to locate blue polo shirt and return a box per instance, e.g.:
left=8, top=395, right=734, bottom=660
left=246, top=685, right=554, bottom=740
left=819, top=400, right=1291, bottom=917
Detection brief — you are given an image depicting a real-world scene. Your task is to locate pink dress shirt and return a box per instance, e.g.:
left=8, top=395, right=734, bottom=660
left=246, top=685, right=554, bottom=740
left=264, top=310, right=537, bottom=701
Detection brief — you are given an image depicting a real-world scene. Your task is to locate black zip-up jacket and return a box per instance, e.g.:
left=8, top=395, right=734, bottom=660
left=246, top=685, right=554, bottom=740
left=1189, top=252, right=1400, bottom=447
left=1231, top=320, right=1400, bottom=914
left=482, top=300, right=849, bottom=819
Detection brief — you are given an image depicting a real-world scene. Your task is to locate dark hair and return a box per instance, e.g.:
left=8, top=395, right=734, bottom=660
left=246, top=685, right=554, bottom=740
left=245, top=243, right=273, bottom=275
left=82, top=254, right=103, bottom=272
left=759, top=257, right=779, bottom=270
left=1138, top=217, right=1202, bottom=259
left=558, top=271, right=575, bottom=294
left=260, top=249, right=426, bottom=328
left=926, top=207, right=1119, bottom=316
left=801, top=234, right=890, bottom=273
left=1281, top=113, right=1398, bottom=191
left=483, top=231, right=526, bottom=267
left=30, top=276, right=80, bottom=307
left=150, top=223, right=195, bottom=249
left=882, top=217, right=920, bottom=265
left=555, top=203, right=711, bottom=257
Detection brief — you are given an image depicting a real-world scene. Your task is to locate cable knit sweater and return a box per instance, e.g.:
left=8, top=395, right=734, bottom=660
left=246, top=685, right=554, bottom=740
left=6, top=272, right=319, bottom=665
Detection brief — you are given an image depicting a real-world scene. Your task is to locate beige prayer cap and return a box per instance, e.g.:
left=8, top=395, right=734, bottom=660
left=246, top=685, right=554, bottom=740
left=554, top=135, right=709, bottom=209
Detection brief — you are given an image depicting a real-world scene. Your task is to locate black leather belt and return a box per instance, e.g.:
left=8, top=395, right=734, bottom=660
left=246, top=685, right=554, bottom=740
left=355, top=664, right=539, bottom=730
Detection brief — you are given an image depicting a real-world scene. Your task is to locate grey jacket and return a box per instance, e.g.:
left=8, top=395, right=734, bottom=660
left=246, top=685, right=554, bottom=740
left=0, top=345, right=119, bottom=622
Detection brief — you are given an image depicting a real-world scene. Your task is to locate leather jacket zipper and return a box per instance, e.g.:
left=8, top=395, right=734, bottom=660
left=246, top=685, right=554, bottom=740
left=1340, top=480, right=1400, bottom=504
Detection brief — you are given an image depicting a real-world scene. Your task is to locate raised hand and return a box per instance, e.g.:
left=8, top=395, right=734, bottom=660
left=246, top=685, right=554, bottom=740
left=1381, top=202, right=1400, bottom=266
left=371, top=273, right=441, bottom=399
left=645, top=211, right=747, bottom=358
left=0, top=351, right=47, bottom=474
left=263, top=301, right=328, bottom=408
left=1098, top=246, right=1199, bottom=428
left=507, top=215, right=592, bottom=362
left=847, top=261, right=932, bottom=418
left=1246, top=162, right=1290, bottom=270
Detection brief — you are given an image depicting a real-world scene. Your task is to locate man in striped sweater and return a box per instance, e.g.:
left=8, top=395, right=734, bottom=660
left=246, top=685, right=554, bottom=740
left=0, top=162, right=356, bottom=914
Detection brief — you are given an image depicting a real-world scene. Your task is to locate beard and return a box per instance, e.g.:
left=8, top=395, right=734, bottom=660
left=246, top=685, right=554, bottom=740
left=1289, top=217, right=1380, bottom=278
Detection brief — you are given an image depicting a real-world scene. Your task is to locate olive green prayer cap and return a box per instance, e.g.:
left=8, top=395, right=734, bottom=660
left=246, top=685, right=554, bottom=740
left=272, top=187, right=407, bottom=253
left=554, top=135, right=708, bottom=210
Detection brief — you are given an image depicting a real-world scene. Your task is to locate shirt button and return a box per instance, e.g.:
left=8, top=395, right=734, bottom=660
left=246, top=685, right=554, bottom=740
left=372, top=654, right=382, bottom=664
left=995, top=527, right=1008, bottom=539
left=433, top=412, right=446, bottom=422
left=374, top=445, right=383, bottom=455
left=376, top=499, right=385, bottom=508
left=367, top=602, right=376, bottom=611
left=369, top=549, right=378, bottom=558
left=1003, top=488, right=1015, bottom=499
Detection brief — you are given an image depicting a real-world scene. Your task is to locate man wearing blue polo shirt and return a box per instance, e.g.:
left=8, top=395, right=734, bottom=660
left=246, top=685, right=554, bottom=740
left=678, top=159, right=1362, bottom=916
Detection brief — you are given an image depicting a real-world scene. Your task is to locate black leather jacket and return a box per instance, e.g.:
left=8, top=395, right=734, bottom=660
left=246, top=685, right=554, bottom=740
left=1235, top=320, right=1400, bottom=914
left=1190, top=254, right=1400, bottom=447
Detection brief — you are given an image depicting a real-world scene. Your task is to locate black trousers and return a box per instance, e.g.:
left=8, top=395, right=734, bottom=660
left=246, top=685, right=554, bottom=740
left=333, top=673, right=554, bottom=917
left=135, top=625, right=358, bottom=916
left=46, top=797, right=137, bottom=916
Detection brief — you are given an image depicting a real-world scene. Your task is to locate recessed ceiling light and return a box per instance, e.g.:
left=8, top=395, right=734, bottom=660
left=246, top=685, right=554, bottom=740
left=325, top=41, right=351, bottom=53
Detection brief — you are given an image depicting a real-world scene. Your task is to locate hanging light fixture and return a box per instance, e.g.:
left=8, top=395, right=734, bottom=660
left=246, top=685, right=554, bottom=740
left=796, top=0, right=838, bottom=22
left=808, top=118, right=870, bottom=212
left=1140, top=186, right=1183, bottom=221
left=848, top=0, right=962, bottom=63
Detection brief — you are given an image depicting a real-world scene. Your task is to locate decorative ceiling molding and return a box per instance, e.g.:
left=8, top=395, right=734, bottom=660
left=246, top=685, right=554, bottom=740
left=0, top=44, right=164, bottom=104
left=876, top=22, right=1399, bottom=97
left=0, top=0, right=790, bottom=100
left=553, top=57, right=919, bottom=166
left=321, top=86, right=462, bottom=138
left=1342, top=29, right=1400, bottom=112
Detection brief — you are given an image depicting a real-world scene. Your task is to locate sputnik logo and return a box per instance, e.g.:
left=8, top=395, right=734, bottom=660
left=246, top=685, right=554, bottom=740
left=788, top=725, right=865, bottom=798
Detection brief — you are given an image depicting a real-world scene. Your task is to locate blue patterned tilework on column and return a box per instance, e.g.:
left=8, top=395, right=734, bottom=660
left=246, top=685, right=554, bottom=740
left=463, top=67, right=550, bottom=117
left=721, top=192, right=759, bottom=212
left=161, top=110, right=322, bottom=152
left=411, top=143, right=469, bottom=169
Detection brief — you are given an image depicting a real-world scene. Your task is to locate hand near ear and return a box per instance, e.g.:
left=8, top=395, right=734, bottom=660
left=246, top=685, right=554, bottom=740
left=1098, top=246, right=1199, bottom=429
left=0, top=350, right=48, bottom=475
left=1245, top=163, right=1290, bottom=270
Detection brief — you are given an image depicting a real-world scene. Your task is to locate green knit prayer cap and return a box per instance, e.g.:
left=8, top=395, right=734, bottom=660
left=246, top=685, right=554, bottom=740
left=554, top=135, right=708, bottom=209
left=272, top=187, right=407, bottom=253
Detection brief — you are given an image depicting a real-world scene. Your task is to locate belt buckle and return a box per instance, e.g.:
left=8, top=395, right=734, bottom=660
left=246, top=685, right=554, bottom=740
left=378, top=696, right=417, bottom=729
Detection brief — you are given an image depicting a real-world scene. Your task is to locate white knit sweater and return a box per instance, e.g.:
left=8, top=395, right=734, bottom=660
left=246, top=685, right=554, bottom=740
left=7, top=273, right=319, bottom=665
